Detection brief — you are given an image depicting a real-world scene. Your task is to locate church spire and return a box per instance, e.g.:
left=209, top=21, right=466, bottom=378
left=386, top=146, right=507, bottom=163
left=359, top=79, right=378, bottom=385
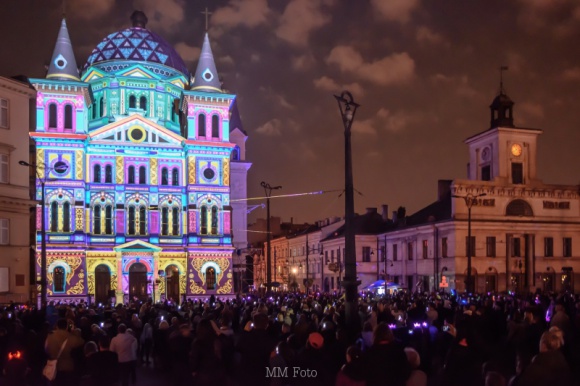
left=191, top=33, right=222, bottom=93
left=47, top=18, right=80, bottom=81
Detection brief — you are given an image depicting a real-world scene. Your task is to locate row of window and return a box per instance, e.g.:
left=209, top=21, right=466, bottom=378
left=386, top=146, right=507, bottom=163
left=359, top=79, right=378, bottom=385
left=92, top=164, right=180, bottom=186
left=47, top=103, right=74, bottom=130
left=47, top=203, right=220, bottom=236
left=197, top=114, right=220, bottom=138
left=389, top=236, right=574, bottom=260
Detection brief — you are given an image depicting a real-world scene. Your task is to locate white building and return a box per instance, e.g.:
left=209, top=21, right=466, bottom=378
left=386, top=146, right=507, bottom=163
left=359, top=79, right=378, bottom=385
left=380, top=89, right=580, bottom=293
left=0, top=76, right=36, bottom=302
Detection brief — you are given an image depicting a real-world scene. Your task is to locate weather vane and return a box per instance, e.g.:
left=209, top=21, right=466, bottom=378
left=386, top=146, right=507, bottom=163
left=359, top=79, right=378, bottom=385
left=202, top=7, right=212, bottom=32
left=499, top=65, right=509, bottom=94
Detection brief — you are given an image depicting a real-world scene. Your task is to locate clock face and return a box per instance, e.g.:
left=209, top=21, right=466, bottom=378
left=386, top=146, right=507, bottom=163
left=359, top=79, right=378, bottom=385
left=481, top=147, right=491, bottom=161
left=511, top=143, right=522, bottom=157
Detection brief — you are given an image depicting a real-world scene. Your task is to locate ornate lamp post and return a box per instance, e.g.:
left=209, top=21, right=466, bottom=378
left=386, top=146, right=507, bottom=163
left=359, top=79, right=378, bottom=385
left=261, top=181, right=281, bottom=293
left=19, top=160, right=68, bottom=308
left=452, top=193, right=486, bottom=293
left=334, top=91, right=360, bottom=333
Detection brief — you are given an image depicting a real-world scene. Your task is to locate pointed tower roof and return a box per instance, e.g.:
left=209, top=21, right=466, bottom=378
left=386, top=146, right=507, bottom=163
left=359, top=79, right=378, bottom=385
left=191, top=33, right=222, bottom=93
left=47, top=19, right=80, bottom=81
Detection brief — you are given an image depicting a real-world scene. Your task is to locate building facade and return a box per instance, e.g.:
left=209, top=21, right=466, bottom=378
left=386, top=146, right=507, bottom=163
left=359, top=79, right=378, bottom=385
left=29, top=12, right=249, bottom=304
left=0, top=76, right=36, bottom=302
left=380, top=89, right=580, bottom=294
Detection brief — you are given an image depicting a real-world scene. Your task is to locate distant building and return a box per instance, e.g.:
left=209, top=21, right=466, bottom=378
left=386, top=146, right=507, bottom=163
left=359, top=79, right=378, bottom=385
left=0, top=76, right=36, bottom=302
left=380, top=88, right=580, bottom=293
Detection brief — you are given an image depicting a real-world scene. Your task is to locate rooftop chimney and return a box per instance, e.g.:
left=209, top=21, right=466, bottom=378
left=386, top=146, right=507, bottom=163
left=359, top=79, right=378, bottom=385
left=381, top=205, right=389, bottom=221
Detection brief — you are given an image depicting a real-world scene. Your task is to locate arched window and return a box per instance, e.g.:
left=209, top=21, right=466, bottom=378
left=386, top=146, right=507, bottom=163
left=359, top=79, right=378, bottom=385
left=129, top=95, right=136, bottom=109
left=105, top=205, right=113, bottom=234
left=139, top=206, right=146, bottom=235
left=64, top=105, right=73, bottom=129
left=128, top=166, right=135, bottom=184
left=506, top=199, right=534, bottom=217
left=212, top=115, right=219, bottom=138
left=50, top=201, right=58, bottom=232
left=105, top=165, right=113, bottom=183
left=128, top=206, right=136, bottom=235
left=206, top=267, right=216, bottom=290
left=91, top=105, right=96, bottom=120
left=48, top=104, right=57, bottom=128
left=200, top=206, right=207, bottom=235
left=231, top=146, right=240, bottom=161
left=93, top=164, right=101, bottom=183
left=211, top=206, right=218, bottom=235
left=139, top=166, right=146, bottom=184
left=172, top=168, right=179, bottom=186
left=161, top=207, right=169, bottom=236
left=198, top=114, right=206, bottom=137
left=53, top=266, right=66, bottom=293
left=139, top=96, right=147, bottom=111
left=161, top=168, right=168, bottom=186
left=172, top=207, right=179, bottom=235
left=63, top=202, right=70, bottom=232
left=99, top=97, right=104, bottom=117
left=94, top=205, right=101, bottom=234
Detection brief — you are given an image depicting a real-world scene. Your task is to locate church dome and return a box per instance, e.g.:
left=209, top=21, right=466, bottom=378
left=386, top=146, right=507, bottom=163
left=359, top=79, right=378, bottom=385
left=83, top=11, right=189, bottom=77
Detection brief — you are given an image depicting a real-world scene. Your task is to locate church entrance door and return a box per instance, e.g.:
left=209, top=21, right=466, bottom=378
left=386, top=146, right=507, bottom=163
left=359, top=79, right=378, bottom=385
left=129, top=263, right=148, bottom=301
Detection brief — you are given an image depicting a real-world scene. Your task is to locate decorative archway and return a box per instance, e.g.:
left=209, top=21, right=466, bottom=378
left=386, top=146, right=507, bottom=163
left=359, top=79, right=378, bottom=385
left=129, top=262, right=148, bottom=301
left=206, top=267, right=216, bottom=290
left=463, top=267, right=479, bottom=292
left=95, top=264, right=111, bottom=304
left=505, top=199, right=533, bottom=217
left=165, top=264, right=180, bottom=302
left=541, top=267, right=556, bottom=292
left=485, top=267, right=498, bottom=293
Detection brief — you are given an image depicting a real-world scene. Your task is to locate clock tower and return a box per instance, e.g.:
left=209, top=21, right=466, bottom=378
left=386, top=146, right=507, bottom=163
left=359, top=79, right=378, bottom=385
left=464, top=89, right=542, bottom=186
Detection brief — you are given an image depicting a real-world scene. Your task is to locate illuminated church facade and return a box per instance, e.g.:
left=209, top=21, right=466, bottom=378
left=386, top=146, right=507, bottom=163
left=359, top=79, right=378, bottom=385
left=30, top=11, right=249, bottom=304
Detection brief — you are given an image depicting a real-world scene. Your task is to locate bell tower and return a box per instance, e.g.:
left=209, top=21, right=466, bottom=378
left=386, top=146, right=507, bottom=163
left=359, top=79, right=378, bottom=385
left=465, top=70, right=542, bottom=185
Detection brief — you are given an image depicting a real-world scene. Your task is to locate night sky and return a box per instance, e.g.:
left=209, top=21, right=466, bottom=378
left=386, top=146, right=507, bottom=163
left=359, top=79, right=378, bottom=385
left=1, top=0, right=579, bottom=225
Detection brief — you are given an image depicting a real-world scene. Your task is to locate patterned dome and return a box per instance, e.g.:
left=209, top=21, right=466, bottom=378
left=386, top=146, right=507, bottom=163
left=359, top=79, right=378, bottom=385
left=83, top=26, right=189, bottom=77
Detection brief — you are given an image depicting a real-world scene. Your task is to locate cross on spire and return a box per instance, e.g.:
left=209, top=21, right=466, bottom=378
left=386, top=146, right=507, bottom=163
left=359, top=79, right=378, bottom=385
left=499, top=65, right=508, bottom=94
left=202, top=7, right=212, bottom=32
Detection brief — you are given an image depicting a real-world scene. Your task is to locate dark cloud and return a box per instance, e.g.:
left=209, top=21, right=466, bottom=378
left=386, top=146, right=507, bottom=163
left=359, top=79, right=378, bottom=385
left=1, top=0, right=579, bottom=225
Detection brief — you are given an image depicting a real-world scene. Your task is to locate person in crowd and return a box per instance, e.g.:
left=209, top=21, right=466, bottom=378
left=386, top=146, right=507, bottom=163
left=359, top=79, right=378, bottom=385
left=516, top=330, right=573, bottom=386
left=84, top=335, right=119, bottom=385
left=44, top=318, right=84, bottom=386
left=110, top=323, right=137, bottom=386
left=335, top=345, right=365, bottom=386
left=139, top=322, right=153, bottom=366
left=236, top=312, right=278, bottom=386
left=404, top=347, right=427, bottom=386
left=363, top=322, right=409, bottom=386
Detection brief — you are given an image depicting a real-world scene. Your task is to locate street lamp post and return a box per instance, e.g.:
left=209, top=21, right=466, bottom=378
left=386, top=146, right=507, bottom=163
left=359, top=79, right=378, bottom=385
left=334, top=90, right=360, bottom=334
left=19, top=160, right=67, bottom=308
left=304, top=232, right=323, bottom=295
left=261, top=181, right=281, bottom=293
left=452, top=193, right=486, bottom=293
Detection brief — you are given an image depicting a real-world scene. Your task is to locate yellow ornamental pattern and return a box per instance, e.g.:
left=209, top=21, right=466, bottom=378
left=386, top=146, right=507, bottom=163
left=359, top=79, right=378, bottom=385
left=116, top=156, right=124, bottom=184
left=188, top=157, right=196, bottom=184
left=75, top=150, right=83, bottom=180
left=36, top=149, right=44, bottom=168
left=150, top=158, right=158, bottom=185
left=223, top=158, right=230, bottom=186
left=75, top=207, right=83, bottom=231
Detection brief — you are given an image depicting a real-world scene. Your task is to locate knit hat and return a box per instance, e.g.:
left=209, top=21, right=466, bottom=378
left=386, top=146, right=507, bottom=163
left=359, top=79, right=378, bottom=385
left=308, top=332, right=324, bottom=349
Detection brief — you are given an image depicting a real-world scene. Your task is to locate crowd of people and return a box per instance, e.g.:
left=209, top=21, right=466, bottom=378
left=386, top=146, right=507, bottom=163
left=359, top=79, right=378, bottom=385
left=0, top=289, right=579, bottom=386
